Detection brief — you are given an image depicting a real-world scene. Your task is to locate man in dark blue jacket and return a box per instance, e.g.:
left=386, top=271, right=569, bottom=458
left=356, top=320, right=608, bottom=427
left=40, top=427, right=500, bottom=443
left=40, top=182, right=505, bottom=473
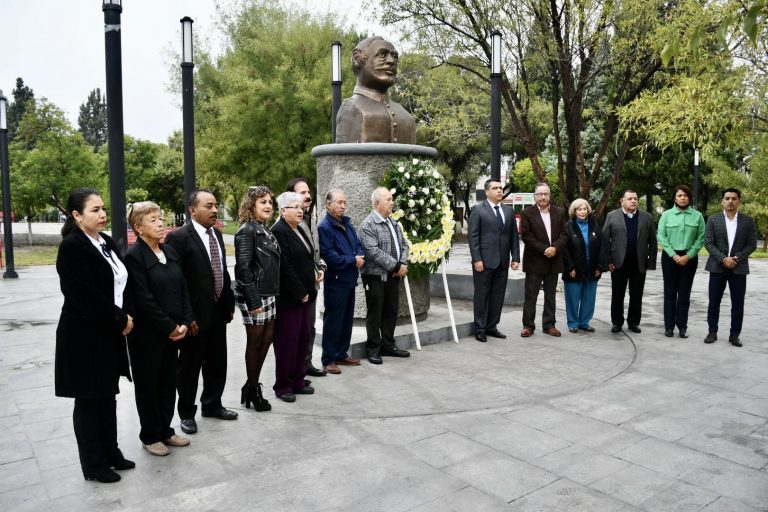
left=318, top=189, right=365, bottom=374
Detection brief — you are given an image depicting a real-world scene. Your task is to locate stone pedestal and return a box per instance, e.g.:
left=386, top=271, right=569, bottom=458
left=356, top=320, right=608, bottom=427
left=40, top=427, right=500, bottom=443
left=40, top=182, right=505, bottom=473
left=312, top=143, right=438, bottom=319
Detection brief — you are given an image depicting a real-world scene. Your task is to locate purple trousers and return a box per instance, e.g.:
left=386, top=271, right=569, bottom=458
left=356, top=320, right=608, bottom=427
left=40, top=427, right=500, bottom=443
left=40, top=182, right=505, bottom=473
left=273, top=302, right=312, bottom=395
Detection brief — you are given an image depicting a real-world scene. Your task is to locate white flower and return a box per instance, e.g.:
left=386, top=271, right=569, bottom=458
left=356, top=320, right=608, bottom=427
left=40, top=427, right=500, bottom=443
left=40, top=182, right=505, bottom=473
left=426, top=208, right=432, bottom=214
left=418, top=170, right=424, bottom=176
left=409, top=185, right=416, bottom=193
left=398, top=166, right=405, bottom=173
left=426, top=224, right=432, bottom=230
left=409, top=214, right=416, bottom=221
left=429, top=198, right=436, bottom=205
left=412, top=230, right=417, bottom=237
left=404, top=172, right=410, bottom=179
left=408, top=199, right=415, bottom=208
left=419, top=199, right=424, bottom=205
left=433, top=171, right=440, bottom=179
left=422, top=187, right=429, bottom=195
left=412, top=158, right=419, bottom=165
left=390, top=188, right=397, bottom=195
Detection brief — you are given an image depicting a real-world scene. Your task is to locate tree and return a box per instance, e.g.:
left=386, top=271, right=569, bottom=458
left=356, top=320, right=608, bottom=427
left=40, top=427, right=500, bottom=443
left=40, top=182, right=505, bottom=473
left=7, top=78, right=35, bottom=142
left=193, top=0, right=361, bottom=206
left=78, top=88, right=108, bottom=151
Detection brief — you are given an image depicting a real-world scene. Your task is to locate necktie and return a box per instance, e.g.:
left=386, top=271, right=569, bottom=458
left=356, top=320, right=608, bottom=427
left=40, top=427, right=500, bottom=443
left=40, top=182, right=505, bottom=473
left=207, top=228, right=223, bottom=300
left=494, top=205, right=504, bottom=231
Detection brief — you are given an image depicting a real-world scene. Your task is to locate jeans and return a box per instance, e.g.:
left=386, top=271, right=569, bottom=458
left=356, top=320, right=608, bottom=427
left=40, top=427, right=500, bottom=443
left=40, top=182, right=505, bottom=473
left=564, top=280, right=598, bottom=329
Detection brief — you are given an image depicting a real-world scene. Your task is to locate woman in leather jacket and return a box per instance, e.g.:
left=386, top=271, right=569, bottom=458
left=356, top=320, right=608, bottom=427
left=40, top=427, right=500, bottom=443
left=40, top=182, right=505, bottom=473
left=234, top=186, right=280, bottom=411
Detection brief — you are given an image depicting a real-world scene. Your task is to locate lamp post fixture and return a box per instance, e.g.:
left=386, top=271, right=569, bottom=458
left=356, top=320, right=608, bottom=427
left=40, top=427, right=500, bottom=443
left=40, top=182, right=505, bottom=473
left=490, top=31, right=502, bottom=183
left=693, top=149, right=700, bottom=209
left=331, top=41, right=342, bottom=143
left=181, top=16, right=195, bottom=222
left=0, top=92, right=18, bottom=278
left=103, top=0, right=128, bottom=251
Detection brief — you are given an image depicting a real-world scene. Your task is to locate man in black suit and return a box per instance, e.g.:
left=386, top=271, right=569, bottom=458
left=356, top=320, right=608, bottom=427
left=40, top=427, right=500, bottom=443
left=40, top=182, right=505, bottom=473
left=468, top=179, right=520, bottom=342
left=704, top=188, right=757, bottom=347
left=602, top=189, right=657, bottom=334
left=165, top=190, right=237, bottom=434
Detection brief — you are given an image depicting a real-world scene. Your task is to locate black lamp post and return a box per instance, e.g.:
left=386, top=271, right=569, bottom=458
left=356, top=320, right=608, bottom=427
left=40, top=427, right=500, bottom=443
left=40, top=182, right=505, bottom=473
left=490, top=31, right=502, bottom=183
left=693, top=149, right=700, bottom=209
left=0, top=92, right=18, bottom=278
left=103, top=0, right=127, bottom=251
left=181, top=16, right=196, bottom=222
left=331, top=41, right=342, bottom=143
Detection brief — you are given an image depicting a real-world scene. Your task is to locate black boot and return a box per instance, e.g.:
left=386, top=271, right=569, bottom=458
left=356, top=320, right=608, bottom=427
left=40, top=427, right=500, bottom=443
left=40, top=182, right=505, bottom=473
left=252, top=383, right=271, bottom=412
left=241, top=381, right=251, bottom=409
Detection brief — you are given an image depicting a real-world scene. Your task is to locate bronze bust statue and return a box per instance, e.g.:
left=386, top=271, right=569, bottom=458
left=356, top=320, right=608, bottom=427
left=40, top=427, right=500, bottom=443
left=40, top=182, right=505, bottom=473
left=335, top=37, right=416, bottom=144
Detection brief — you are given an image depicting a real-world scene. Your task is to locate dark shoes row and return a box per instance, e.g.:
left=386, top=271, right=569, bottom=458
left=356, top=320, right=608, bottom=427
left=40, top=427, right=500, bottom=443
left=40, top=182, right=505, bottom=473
left=367, top=347, right=411, bottom=364
left=180, top=406, right=239, bottom=434
left=475, top=329, right=507, bottom=342
left=83, top=457, right=135, bottom=483
left=704, top=332, right=742, bottom=347
left=611, top=325, right=641, bottom=333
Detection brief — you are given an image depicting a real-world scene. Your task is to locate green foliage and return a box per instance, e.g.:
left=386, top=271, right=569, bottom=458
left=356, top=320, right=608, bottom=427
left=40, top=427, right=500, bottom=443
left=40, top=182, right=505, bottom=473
left=6, top=77, right=34, bottom=142
left=78, top=88, right=108, bottom=151
left=194, top=0, right=361, bottom=207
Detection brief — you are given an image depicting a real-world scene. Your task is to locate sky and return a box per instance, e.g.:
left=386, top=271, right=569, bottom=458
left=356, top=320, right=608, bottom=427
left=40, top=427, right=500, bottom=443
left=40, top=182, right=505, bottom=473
left=0, top=0, right=388, bottom=143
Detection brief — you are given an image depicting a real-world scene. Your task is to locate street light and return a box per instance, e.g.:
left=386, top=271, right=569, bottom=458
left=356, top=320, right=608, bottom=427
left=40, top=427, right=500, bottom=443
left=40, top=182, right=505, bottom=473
left=181, top=16, right=196, bottom=222
left=331, top=41, right=342, bottom=143
left=490, top=31, right=502, bottom=182
left=0, top=92, right=18, bottom=278
left=103, top=0, right=128, bottom=251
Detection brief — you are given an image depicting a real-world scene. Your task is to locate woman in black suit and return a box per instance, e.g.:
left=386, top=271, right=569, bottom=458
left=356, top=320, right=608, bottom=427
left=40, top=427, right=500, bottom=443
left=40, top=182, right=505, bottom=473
left=55, top=188, right=134, bottom=483
left=271, top=192, right=319, bottom=402
left=125, top=202, right=193, bottom=457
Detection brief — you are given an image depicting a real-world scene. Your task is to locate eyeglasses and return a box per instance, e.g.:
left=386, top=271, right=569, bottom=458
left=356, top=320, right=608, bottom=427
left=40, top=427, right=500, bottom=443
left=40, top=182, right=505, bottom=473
left=282, top=205, right=302, bottom=210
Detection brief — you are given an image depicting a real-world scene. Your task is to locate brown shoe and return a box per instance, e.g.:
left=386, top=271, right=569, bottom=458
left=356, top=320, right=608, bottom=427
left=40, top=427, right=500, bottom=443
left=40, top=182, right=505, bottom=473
left=324, top=363, right=342, bottom=374
left=520, top=327, right=534, bottom=338
left=163, top=434, right=190, bottom=447
left=143, top=442, right=170, bottom=456
left=543, top=327, right=562, bottom=337
left=335, top=357, right=361, bottom=366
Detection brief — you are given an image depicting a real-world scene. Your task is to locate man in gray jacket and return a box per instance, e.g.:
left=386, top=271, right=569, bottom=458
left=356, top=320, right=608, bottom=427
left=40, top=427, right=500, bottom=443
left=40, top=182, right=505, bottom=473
left=602, top=189, right=657, bottom=334
left=359, top=187, right=410, bottom=365
left=704, top=188, right=757, bottom=347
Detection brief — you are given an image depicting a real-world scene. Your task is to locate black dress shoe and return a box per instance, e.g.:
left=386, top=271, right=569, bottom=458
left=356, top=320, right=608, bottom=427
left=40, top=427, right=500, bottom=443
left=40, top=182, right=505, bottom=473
left=611, top=325, right=622, bottom=333
left=628, top=325, right=641, bottom=333
left=729, top=335, right=742, bottom=347
left=84, top=468, right=121, bottom=483
left=307, top=366, right=327, bottom=377
left=277, top=392, right=296, bottom=402
left=109, top=458, right=135, bottom=471
left=486, top=330, right=507, bottom=339
left=295, top=385, right=315, bottom=395
left=678, top=329, right=688, bottom=339
left=580, top=326, right=596, bottom=332
left=665, top=329, right=674, bottom=337
left=367, top=353, right=383, bottom=365
left=704, top=332, right=717, bottom=344
left=381, top=347, right=410, bottom=357
left=201, top=407, right=238, bottom=420
left=475, top=333, right=487, bottom=342
left=180, top=418, right=197, bottom=434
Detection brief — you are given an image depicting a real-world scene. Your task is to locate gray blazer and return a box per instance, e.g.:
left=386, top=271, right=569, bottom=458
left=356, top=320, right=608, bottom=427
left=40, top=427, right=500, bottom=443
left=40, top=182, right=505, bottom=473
left=468, top=201, right=520, bottom=269
left=359, top=212, right=409, bottom=281
left=602, top=208, right=657, bottom=273
left=704, top=212, right=757, bottom=274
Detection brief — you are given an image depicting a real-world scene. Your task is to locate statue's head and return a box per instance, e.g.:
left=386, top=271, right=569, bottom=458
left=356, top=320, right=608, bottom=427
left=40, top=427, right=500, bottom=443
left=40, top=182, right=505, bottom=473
left=352, top=36, right=399, bottom=92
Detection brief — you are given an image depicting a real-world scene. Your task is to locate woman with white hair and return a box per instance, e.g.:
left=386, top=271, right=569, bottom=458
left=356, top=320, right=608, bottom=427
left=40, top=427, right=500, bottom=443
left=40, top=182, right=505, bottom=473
left=271, top=191, right=319, bottom=402
left=562, top=198, right=607, bottom=333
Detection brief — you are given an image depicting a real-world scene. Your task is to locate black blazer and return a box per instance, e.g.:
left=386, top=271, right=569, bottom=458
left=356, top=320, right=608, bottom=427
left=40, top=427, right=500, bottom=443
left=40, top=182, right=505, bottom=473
left=468, top=201, right=520, bottom=269
left=562, top=217, right=608, bottom=282
left=164, top=222, right=235, bottom=330
left=125, top=238, right=193, bottom=342
left=272, top=219, right=318, bottom=308
left=55, top=230, right=131, bottom=399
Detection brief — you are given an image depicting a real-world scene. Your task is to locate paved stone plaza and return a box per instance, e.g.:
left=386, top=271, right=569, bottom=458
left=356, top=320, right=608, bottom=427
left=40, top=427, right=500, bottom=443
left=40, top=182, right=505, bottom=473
left=1, top=244, right=767, bottom=511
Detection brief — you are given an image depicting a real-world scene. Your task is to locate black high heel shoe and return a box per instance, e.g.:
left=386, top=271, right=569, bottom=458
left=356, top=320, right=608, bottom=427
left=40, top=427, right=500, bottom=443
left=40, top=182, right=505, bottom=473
left=241, top=381, right=251, bottom=408
left=84, top=468, right=121, bottom=483
left=252, top=383, right=271, bottom=412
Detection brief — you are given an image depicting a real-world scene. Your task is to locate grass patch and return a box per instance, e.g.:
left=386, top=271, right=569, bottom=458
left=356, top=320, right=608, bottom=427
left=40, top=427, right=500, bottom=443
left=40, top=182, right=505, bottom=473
left=219, top=222, right=239, bottom=236
left=7, top=245, right=59, bottom=267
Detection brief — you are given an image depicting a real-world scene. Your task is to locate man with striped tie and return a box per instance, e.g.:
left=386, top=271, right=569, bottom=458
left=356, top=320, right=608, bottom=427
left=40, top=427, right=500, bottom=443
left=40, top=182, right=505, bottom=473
left=165, top=190, right=238, bottom=435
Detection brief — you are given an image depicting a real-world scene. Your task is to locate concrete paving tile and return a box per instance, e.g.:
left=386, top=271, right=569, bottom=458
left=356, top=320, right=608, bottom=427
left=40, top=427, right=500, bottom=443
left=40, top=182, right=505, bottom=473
left=504, top=404, right=581, bottom=431
left=590, top=464, right=675, bottom=507
left=444, top=452, right=557, bottom=502
left=406, top=431, right=495, bottom=468
left=699, top=495, right=762, bottom=512
left=409, top=486, right=525, bottom=512
left=0, top=414, right=23, bottom=434
left=511, top=478, right=625, bottom=511
left=16, top=394, right=72, bottom=424
left=544, top=413, right=647, bottom=455
left=468, top=418, right=572, bottom=462
left=0, top=483, right=49, bottom=511
left=434, top=410, right=519, bottom=437
left=678, top=455, right=768, bottom=510
left=0, top=395, right=19, bottom=418
left=32, top=434, right=79, bottom=471
left=677, top=428, right=768, bottom=469
left=0, top=430, right=34, bottom=464
left=614, top=437, right=713, bottom=479
left=535, top=444, right=629, bottom=485
left=23, top=414, right=73, bottom=442
left=356, top=415, right=449, bottom=447
left=6, top=363, right=54, bottom=391
left=637, top=479, right=720, bottom=512
left=0, top=458, right=40, bottom=494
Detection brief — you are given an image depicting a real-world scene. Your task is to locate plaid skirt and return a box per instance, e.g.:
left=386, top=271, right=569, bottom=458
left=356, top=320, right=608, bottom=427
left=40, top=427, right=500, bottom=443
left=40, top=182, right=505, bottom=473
left=234, top=289, right=276, bottom=325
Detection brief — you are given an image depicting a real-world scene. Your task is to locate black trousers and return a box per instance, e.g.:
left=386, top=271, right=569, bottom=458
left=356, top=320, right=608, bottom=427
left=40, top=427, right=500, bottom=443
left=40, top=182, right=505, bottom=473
left=707, top=269, right=747, bottom=336
left=610, top=254, right=647, bottom=328
left=522, top=272, right=558, bottom=330
left=73, top=396, right=123, bottom=476
left=363, top=274, right=400, bottom=355
left=130, top=337, right=178, bottom=445
left=472, top=264, right=508, bottom=333
left=177, top=304, right=228, bottom=419
left=304, top=299, right=319, bottom=370
left=661, top=252, right=698, bottom=331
